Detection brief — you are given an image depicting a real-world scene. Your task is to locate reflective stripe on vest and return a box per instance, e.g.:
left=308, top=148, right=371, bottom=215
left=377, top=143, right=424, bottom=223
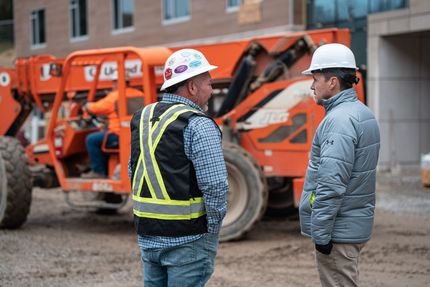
left=132, top=195, right=205, bottom=220
left=132, top=103, right=206, bottom=220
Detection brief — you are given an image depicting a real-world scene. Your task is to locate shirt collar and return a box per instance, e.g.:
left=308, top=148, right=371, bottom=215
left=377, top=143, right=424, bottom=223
left=161, top=93, right=204, bottom=112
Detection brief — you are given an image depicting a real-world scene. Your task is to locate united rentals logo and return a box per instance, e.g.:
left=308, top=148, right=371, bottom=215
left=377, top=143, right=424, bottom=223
left=165, top=68, right=172, bottom=80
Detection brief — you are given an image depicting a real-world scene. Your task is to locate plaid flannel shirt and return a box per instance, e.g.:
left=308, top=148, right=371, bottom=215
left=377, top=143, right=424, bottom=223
left=129, top=93, right=228, bottom=250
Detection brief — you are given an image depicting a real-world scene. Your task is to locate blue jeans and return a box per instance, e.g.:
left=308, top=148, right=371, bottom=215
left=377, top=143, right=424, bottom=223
left=85, top=131, right=118, bottom=175
left=140, top=233, right=219, bottom=287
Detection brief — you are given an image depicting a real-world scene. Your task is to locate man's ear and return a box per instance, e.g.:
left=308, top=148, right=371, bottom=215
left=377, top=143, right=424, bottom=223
left=329, top=76, right=339, bottom=90
left=187, top=79, right=197, bottom=96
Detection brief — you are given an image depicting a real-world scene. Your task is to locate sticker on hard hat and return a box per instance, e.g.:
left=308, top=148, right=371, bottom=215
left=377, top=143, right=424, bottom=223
left=193, top=53, right=202, bottom=60
left=189, top=60, right=202, bottom=68
left=181, top=51, right=192, bottom=57
left=174, top=65, right=188, bottom=73
left=168, top=58, right=175, bottom=66
left=165, top=68, right=172, bottom=80
left=0, top=72, right=10, bottom=87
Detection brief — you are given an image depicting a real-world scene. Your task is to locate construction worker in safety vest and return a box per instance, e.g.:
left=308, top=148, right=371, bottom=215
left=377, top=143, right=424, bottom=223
left=299, top=43, right=380, bottom=287
left=82, top=80, right=143, bottom=178
left=129, top=49, right=228, bottom=286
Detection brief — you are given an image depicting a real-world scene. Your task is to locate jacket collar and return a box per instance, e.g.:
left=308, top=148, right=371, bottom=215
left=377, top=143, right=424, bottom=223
left=321, top=88, right=357, bottom=113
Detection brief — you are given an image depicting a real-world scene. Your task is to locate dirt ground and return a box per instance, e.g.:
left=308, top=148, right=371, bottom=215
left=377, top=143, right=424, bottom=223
left=1, top=172, right=429, bottom=287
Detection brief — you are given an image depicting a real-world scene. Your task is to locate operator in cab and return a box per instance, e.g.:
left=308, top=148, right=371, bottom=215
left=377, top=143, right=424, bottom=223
left=82, top=79, right=143, bottom=179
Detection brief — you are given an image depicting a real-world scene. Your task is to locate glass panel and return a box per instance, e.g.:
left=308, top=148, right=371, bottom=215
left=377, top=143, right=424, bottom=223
left=164, top=0, right=189, bottom=20
left=370, top=0, right=380, bottom=13
left=389, top=0, right=407, bottom=9
left=71, top=8, right=77, bottom=37
left=337, top=0, right=367, bottom=20
left=163, top=0, right=168, bottom=19
left=228, top=0, right=240, bottom=8
left=336, top=0, right=350, bottom=21
left=350, top=0, right=368, bottom=18
left=312, top=0, right=335, bottom=24
left=0, top=0, right=13, bottom=21
left=370, top=0, right=407, bottom=14
left=79, top=0, right=87, bottom=35
left=122, top=0, right=133, bottom=27
left=176, top=0, right=189, bottom=18
left=31, top=12, right=37, bottom=44
left=39, top=10, right=45, bottom=43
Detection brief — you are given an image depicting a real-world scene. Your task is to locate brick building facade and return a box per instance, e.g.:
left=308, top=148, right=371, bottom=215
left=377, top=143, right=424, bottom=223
left=14, top=0, right=305, bottom=57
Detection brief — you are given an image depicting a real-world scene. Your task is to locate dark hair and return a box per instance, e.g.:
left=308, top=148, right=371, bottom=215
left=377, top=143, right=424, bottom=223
left=321, top=68, right=358, bottom=91
left=164, top=79, right=189, bottom=94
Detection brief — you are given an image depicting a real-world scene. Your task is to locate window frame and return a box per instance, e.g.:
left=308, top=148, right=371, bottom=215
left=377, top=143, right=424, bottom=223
left=112, top=0, right=135, bottom=34
left=162, top=0, right=191, bottom=26
left=69, top=0, right=89, bottom=42
left=30, top=8, right=46, bottom=49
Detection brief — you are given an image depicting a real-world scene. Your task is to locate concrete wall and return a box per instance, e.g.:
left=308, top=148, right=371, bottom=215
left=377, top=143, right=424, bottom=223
left=14, top=0, right=305, bottom=58
left=368, top=0, right=430, bottom=171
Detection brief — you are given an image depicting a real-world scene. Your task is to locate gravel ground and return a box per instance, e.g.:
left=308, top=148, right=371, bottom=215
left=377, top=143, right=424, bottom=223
left=1, top=172, right=429, bottom=287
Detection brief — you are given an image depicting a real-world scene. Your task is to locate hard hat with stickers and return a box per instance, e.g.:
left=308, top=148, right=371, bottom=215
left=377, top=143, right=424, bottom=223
left=160, top=49, right=217, bottom=91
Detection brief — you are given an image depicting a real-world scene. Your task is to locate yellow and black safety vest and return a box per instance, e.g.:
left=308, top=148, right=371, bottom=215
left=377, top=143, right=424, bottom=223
left=130, top=102, right=208, bottom=236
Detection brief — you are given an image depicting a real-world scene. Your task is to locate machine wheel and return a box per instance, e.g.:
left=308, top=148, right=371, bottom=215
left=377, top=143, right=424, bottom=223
left=220, top=142, right=268, bottom=241
left=0, top=136, right=33, bottom=229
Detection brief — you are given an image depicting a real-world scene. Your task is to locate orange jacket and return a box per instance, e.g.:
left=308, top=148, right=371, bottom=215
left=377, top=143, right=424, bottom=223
left=87, top=88, right=144, bottom=134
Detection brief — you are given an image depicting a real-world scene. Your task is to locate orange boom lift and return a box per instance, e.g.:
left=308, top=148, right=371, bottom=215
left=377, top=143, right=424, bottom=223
left=0, top=29, right=363, bottom=241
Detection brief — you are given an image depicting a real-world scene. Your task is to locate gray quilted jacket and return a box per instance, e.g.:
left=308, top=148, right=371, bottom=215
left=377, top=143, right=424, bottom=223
left=299, top=88, right=380, bottom=245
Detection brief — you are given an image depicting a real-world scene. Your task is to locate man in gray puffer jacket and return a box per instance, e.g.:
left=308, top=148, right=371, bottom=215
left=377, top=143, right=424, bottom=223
left=299, top=43, right=380, bottom=287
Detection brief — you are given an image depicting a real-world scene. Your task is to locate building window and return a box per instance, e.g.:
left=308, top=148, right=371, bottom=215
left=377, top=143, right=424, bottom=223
left=70, top=0, right=88, bottom=39
left=112, top=0, right=134, bottom=32
left=31, top=9, right=45, bottom=47
left=369, top=0, right=407, bottom=13
left=306, top=0, right=408, bottom=69
left=0, top=0, right=13, bottom=49
left=163, top=0, right=190, bottom=24
left=226, top=0, right=240, bottom=12
left=308, top=0, right=408, bottom=27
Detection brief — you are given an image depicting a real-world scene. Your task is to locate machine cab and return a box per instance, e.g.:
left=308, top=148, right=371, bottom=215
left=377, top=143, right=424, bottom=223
left=46, top=47, right=170, bottom=195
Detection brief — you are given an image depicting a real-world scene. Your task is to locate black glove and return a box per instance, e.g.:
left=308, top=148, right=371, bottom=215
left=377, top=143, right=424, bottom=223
left=315, top=241, right=333, bottom=255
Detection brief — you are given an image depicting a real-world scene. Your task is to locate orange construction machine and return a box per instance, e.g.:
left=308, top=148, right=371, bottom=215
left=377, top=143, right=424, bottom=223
left=0, top=28, right=364, bottom=241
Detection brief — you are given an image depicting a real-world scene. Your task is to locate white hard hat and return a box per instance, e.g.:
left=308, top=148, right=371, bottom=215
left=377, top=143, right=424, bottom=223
left=302, top=43, right=358, bottom=75
left=160, top=48, right=218, bottom=91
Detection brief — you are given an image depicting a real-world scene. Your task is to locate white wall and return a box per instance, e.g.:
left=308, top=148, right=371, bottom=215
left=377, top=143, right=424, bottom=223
left=368, top=3, right=430, bottom=171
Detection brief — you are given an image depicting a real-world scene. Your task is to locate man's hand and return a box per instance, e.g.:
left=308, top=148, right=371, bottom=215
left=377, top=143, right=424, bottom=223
left=315, top=241, right=333, bottom=255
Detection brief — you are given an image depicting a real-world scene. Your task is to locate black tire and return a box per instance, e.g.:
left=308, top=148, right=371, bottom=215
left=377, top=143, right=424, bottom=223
left=0, top=136, right=33, bottom=229
left=220, top=143, right=268, bottom=241
left=266, top=177, right=297, bottom=217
